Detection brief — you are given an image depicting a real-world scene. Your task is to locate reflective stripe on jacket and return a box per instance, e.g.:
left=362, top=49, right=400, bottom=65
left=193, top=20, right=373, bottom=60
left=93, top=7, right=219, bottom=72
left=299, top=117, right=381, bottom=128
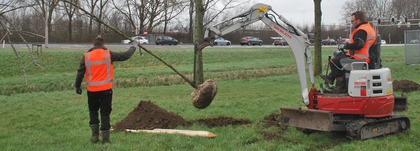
left=347, top=23, right=376, bottom=63
left=84, top=49, right=114, bottom=92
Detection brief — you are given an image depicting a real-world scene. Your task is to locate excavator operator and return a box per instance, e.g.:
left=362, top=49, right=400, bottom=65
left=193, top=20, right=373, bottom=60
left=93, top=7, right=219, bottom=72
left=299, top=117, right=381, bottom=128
left=322, top=11, right=377, bottom=93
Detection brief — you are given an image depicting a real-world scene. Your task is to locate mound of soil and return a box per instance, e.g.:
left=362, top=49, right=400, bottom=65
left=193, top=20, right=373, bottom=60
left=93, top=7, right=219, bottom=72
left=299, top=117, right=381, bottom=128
left=113, top=101, right=190, bottom=131
left=393, top=80, right=420, bottom=92
left=113, top=100, right=252, bottom=131
left=193, top=116, right=251, bottom=128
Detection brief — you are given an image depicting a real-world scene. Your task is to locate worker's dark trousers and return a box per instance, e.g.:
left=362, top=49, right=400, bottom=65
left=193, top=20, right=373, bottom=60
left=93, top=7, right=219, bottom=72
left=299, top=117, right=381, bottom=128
left=328, top=54, right=347, bottom=79
left=87, top=89, right=113, bottom=131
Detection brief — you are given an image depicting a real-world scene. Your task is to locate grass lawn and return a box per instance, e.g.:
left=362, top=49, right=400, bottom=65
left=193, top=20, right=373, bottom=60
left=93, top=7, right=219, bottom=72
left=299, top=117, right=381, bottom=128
left=0, top=45, right=419, bottom=150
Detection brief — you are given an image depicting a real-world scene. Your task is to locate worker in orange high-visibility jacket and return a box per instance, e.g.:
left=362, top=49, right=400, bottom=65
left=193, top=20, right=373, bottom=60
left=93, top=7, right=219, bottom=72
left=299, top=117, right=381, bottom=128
left=75, top=36, right=137, bottom=143
left=321, top=11, right=376, bottom=93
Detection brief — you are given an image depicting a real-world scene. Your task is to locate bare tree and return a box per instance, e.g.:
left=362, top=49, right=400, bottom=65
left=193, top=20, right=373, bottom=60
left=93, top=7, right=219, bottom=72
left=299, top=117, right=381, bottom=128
left=342, top=0, right=393, bottom=22
left=190, top=0, right=243, bottom=84
left=96, top=0, right=110, bottom=34
left=62, top=0, right=79, bottom=42
left=110, top=0, right=143, bottom=35
left=392, top=0, right=420, bottom=20
left=0, top=1, right=44, bottom=84
left=162, top=0, right=188, bottom=34
left=81, top=0, right=99, bottom=38
left=33, top=0, right=60, bottom=47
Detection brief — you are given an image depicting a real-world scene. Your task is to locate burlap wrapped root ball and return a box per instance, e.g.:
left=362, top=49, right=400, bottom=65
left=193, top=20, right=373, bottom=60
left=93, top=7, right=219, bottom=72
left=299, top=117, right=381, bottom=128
left=191, top=79, right=218, bottom=109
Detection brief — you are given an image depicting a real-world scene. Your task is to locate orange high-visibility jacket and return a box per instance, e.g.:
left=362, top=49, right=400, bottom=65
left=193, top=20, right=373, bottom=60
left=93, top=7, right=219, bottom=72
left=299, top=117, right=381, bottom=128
left=84, top=48, right=114, bottom=92
left=347, top=23, right=377, bottom=63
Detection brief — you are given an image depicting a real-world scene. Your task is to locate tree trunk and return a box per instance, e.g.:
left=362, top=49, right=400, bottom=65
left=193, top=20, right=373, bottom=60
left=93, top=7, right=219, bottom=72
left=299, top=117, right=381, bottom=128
left=188, top=0, right=194, bottom=41
left=194, top=0, right=204, bottom=84
left=314, top=0, right=322, bottom=75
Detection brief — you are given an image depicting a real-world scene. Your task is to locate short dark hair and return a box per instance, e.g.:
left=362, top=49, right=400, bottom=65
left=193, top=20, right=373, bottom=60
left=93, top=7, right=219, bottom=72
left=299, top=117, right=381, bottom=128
left=351, top=11, right=367, bottom=22
left=93, top=36, right=104, bottom=47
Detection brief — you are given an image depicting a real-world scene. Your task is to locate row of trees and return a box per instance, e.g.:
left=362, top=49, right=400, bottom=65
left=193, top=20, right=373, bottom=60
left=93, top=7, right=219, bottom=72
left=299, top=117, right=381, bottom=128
left=1, top=0, right=245, bottom=44
left=2, top=0, right=419, bottom=45
left=340, top=0, right=420, bottom=43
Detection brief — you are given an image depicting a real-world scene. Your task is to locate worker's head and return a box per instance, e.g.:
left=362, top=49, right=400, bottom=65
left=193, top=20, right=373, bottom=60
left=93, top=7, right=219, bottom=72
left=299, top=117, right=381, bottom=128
left=351, top=11, right=366, bottom=27
left=93, top=36, right=105, bottom=47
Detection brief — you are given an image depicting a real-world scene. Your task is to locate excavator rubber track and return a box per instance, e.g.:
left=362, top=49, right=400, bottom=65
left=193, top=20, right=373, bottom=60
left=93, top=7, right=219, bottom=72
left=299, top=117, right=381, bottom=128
left=345, top=114, right=410, bottom=140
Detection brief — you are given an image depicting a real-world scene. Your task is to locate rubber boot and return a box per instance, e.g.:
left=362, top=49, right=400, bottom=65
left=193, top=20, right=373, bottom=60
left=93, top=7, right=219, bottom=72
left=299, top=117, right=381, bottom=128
left=90, top=124, right=100, bottom=143
left=320, top=74, right=335, bottom=85
left=332, top=76, right=346, bottom=94
left=101, top=130, right=110, bottom=144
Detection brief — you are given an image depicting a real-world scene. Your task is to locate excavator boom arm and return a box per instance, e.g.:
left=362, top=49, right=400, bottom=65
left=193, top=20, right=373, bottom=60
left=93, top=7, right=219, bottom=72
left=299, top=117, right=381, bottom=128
left=205, top=3, right=314, bottom=105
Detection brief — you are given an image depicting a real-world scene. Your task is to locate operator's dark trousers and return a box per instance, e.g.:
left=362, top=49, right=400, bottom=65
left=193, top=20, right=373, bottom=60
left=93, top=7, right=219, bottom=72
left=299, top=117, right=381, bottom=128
left=328, top=54, right=347, bottom=79
left=87, top=89, right=113, bottom=131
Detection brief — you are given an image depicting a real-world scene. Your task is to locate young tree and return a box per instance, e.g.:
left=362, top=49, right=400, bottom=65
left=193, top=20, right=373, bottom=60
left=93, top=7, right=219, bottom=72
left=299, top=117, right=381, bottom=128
left=314, top=0, right=322, bottom=75
left=193, top=0, right=205, bottom=84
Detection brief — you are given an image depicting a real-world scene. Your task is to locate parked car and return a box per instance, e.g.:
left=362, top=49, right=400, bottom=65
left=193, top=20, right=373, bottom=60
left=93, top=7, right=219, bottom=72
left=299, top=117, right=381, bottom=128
left=213, top=37, right=231, bottom=46
left=155, top=36, right=179, bottom=45
left=273, top=38, right=288, bottom=46
left=337, top=38, right=350, bottom=44
left=322, top=38, right=337, bottom=45
left=410, top=39, right=420, bottom=44
left=121, top=36, right=149, bottom=44
left=240, top=36, right=263, bottom=46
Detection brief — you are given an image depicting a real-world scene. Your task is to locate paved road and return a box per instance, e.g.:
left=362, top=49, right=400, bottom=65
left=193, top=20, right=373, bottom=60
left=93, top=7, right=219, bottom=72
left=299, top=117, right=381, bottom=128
left=1, top=43, right=405, bottom=50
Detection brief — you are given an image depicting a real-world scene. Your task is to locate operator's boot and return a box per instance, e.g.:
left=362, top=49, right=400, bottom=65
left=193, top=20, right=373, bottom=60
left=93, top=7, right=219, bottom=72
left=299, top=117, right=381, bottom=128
left=320, top=74, right=335, bottom=88
left=331, top=76, right=346, bottom=94
left=90, top=124, right=100, bottom=143
left=101, top=130, right=110, bottom=144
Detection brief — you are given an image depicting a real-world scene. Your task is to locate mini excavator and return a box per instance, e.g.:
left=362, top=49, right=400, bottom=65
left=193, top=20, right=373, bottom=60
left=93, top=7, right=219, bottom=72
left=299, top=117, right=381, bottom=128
left=204, top=3, right=410, bottom=139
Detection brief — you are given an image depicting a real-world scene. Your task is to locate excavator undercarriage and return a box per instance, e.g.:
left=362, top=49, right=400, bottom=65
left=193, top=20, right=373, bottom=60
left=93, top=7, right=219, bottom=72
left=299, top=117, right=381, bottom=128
left=280, top=96, right=410, bottom=140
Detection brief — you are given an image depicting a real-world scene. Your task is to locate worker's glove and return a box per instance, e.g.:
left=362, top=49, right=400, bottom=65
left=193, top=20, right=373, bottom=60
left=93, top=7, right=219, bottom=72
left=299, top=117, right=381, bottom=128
left=76, top=88, right=82, bottom=95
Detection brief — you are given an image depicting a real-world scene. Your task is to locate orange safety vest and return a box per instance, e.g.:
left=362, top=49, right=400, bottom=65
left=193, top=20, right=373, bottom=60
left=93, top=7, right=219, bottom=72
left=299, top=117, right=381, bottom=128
left=347, top=23, right=376, bottom=63
left=84, top=49, right=114, bottom=92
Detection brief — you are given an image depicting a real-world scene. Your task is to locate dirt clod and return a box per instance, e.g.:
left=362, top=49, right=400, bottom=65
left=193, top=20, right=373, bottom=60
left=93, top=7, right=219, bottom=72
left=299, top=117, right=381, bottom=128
left=192, top=79, right=218, bottom=109
left=393, top=80, right=420, bottom=92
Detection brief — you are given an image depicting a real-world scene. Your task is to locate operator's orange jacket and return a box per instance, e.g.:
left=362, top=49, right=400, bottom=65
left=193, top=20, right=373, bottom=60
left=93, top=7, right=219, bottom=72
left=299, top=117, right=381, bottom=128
left=347, top=23, right=377, bottom=63
left=84, top=48, right=114, bottom=92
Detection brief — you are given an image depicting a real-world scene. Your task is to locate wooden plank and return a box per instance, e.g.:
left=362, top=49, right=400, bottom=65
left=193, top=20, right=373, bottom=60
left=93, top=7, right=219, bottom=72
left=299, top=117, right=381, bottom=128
left=126, top=129, right=216, bottom=138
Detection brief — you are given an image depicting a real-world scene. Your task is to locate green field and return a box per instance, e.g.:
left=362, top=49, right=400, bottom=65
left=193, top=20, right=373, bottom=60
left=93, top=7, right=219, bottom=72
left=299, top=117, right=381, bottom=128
left=0, top=45, right=419, bottom=150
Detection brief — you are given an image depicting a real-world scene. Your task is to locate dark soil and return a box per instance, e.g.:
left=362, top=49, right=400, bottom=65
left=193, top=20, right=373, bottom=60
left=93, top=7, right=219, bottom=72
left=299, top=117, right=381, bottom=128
left=193, top=117, right=251, bottom=128
left=393, top=80, right=420, bottom=92
left=113, top=101, right=344, bottom=149
left=113, top=101, right=190, bottom=131
left=113, top=100, right=252, bottom=131
left=261, top=112, right=282, bottom=127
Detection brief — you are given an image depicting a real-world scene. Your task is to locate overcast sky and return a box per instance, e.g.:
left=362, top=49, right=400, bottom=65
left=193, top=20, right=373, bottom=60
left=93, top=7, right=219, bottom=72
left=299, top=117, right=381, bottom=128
left=250, top=0, right=348, bottom=26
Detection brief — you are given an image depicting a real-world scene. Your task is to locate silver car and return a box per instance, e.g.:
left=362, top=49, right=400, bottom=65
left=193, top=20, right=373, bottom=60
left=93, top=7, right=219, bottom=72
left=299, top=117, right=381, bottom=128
left=213, top=37, right=231, bottom=46
left=121, top=36, right=149, bottom=44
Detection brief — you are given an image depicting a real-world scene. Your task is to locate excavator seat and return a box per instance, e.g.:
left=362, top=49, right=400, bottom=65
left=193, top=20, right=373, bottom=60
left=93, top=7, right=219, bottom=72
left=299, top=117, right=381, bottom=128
left=367, top=37, right=382, bottom=70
